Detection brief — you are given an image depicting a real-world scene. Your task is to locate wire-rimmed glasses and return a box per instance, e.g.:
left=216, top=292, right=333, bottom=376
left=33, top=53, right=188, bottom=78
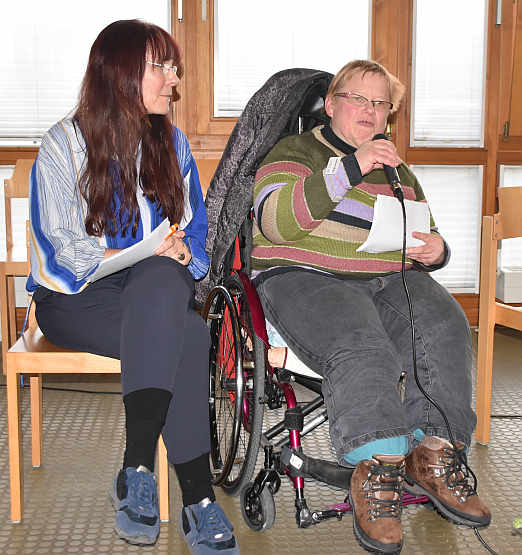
left=334, top=92, right=393, bottom=113
left=146, top=61, right=178, bottom=75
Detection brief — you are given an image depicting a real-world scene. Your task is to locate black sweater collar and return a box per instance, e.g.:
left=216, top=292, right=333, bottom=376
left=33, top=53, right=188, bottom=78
left=321, top=125, right=357, bottom=155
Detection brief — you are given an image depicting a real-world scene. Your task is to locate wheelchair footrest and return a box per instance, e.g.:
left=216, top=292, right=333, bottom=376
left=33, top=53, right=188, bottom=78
left=325, top=490, right=430, bottom=514
left=308, top=491, right=431, bottom=526
left=281, top=447, right=353, bottom=489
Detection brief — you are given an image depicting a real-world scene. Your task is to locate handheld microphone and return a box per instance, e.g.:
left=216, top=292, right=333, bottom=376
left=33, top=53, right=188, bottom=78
left=372, top=133, right=403, bottom=201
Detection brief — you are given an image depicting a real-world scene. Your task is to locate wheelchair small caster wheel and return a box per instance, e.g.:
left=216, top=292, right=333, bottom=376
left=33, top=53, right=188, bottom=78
left=240, top=482, right=276, bottom=531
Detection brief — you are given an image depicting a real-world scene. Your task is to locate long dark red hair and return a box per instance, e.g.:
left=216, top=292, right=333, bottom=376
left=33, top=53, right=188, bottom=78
left=75, top=19, right=184, bottom=237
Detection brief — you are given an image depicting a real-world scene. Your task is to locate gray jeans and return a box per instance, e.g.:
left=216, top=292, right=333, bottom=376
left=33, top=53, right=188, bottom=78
left=255, top=269, right=475, bottom=463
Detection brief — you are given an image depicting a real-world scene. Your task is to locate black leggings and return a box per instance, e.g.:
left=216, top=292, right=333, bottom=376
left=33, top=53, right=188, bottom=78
left=34, top=256, right=211, bottom=465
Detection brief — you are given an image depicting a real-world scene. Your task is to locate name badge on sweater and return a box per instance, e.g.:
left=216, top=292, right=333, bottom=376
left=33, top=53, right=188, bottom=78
left=324, top=156, right=342, bottom=175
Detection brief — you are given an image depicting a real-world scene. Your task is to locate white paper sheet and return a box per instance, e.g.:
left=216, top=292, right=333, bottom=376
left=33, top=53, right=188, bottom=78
left=356, top=194, right=430, bottom=253
left=87, top=218, right=172, bottom=283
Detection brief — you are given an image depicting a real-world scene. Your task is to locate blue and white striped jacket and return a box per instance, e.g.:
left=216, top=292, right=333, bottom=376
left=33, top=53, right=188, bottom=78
left=27, top=117, right=209, bottom=294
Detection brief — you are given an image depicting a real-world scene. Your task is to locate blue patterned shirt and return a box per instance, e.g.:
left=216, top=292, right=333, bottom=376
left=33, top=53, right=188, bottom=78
left=28, top=117, right=209, bottom=294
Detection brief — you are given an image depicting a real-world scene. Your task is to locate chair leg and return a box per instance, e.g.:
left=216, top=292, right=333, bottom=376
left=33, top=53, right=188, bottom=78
left=7, top=275, right=17, bottom=346
left=30, top=374, right=43, bottom=467
left=6, top=369, right=23, bottom=523
left=0, top=269, right=10, bottom=372
left=157, top=435, right=170, bottom=522
left=475, top=216, right=496, bottom=445
left=475, top=319, right=495, bottom=444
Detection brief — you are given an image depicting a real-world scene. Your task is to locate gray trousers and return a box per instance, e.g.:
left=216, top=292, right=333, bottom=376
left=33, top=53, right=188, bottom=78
left=255, top=269, right=476, bottom=463
left=33, top=256, right=210, bottom=465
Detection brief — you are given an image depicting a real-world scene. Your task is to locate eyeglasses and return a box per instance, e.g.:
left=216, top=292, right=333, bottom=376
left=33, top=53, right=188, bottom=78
left=146, top=61, right=178, bottom=75
left=334, top=92, right=393, bottom=113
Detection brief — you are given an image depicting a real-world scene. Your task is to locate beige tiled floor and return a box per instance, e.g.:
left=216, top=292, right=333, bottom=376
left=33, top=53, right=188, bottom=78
left=0, top=327, right=521, bottom=554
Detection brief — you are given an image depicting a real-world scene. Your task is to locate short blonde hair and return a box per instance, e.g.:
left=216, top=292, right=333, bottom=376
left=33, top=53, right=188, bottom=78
left=327, top=60, right=405, bottom=114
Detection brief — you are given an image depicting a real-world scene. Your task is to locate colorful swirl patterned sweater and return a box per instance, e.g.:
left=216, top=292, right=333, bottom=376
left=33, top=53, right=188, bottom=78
left=252, top=125, right=448, bottom=278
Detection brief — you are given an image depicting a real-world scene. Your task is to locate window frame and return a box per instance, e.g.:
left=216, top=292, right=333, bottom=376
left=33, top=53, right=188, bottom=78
left=172, top=0, right=233, bottom=157
left=409, top=0, right=489, bottom=149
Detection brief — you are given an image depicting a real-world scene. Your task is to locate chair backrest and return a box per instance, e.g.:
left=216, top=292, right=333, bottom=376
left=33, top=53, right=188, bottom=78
left=475, top=186, right=522, bottom=444
left=297, top=81, right=331, bottom=134
left=4, top=159, right=33, bottom=253
left=497, top=186, right=522, bottom=240
left=24, top=221, right=38, bottom=331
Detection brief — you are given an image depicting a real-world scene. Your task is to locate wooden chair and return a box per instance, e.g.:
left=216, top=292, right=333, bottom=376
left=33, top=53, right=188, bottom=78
left=475, top=186, right=522, bottom=444
left=2, top=160, right=170, bottom=523
left=1, top=159, right=33, bottom=370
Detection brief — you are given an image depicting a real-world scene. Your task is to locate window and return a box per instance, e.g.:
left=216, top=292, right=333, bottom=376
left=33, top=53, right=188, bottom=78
left=411, top=0, right=487, bottom=147
left=0, top=1, right=170, bottom=145
left=411, top=166, right=483, bottom=292
left=213, top=0, right=370, bottom=117
left=0, top=2, right=171, bottom=319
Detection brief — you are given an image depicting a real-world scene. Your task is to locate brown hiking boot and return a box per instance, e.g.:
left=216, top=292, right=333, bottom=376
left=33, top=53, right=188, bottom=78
left=349, top=455, right=405, bottom=554
left=404, top=436, right=491, bottom=528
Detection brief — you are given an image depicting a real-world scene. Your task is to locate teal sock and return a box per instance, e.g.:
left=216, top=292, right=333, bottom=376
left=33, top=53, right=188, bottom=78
left=413, top=428, right=425, bottom=442
left=344, top=436, right=409, bottom=466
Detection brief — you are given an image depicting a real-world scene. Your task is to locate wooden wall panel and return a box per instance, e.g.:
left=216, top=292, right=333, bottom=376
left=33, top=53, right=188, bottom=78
left=372, top=0, right=412, bottom=159
left=195, top=157, right=220, bottom=197
left=0, top=148, right=38, bottom=165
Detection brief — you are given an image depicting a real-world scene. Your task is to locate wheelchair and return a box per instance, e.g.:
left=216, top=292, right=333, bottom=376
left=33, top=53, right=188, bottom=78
left=198, top=69, right=428, bottom=532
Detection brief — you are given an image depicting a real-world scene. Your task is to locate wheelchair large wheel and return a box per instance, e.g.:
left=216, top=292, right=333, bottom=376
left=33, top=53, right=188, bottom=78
left=204, top=273, right=266, bottom=496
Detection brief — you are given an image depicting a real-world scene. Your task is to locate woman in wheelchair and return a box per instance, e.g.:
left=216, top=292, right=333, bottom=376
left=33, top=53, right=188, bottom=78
left=27, top=20, right=239, bottom=554
left=252, top=60, right=490, bottom=554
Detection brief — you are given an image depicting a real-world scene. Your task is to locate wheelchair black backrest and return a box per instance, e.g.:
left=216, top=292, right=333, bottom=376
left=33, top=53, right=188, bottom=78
left=195, top=68, right=333, bottom=305
left=297, top=82, right=332, bottom=134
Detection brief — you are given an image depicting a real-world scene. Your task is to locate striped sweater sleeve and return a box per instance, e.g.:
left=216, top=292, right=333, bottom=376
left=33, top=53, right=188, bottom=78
left=253, top=133, right=354, bottom=244
left=29, top=123, right=105, bottom=294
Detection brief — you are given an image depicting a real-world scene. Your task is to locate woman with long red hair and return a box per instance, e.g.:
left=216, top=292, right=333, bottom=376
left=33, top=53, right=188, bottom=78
left=28, top=19, right=239, bottom=554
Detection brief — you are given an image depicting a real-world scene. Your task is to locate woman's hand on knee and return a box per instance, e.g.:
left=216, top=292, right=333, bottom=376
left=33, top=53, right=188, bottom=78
left=154, top=230, right=192, bottom=265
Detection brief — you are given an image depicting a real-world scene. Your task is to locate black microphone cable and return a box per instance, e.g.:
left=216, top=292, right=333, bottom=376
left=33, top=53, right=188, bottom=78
left=395, top=192, right=498, bottom=555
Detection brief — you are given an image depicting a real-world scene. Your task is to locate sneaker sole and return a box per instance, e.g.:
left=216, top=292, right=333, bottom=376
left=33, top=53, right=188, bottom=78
left=403, top=481, right=490, bottom=528
left=349, top=491, right=403, bottom=555
left=110, top=490, right=159, bottom=546
left=108, top=489, right=119, bottom=511
left=113, top=527, right=158, bottom=546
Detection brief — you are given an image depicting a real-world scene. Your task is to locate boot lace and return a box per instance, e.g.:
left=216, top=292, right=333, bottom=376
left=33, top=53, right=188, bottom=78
left=363, top=463, right=403, bottom=521
left=435, top=445, right=477, bottom=502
